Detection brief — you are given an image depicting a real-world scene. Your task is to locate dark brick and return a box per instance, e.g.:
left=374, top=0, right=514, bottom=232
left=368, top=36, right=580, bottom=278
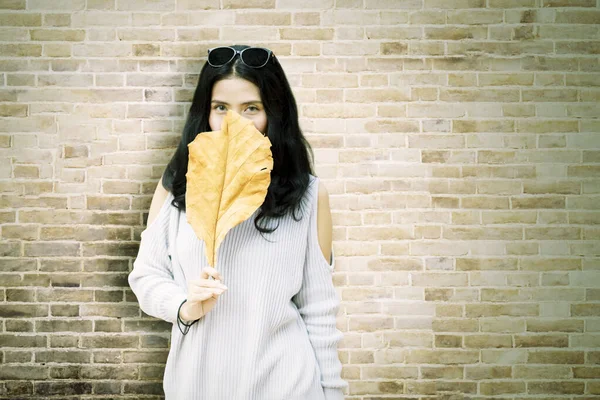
left=0, top=334, right=46, bottom=347
left=94, top=289, right=124, bottom=302
left=34, top=381, right=92, bottom=396
left=39, top=259, right=81, bottom=272
left=23, top=242, right=80, bottom=257
left=123, top=350, right=168, bottom=364
left=82, top=242, right=139, bottom=257
left=37, top=288, right=93, bottom=302
left=0, top=258, right=36, bottom=271
left=92, top=351, right=123, bottom=364
left=93, top=381, right=121, bottom=395
left=80, top=304, right=140, bottom=318
left=6, top=319, right=34, bottom=332
left=49, top=335, right=78, bottom=348
left=124, top=320, right=171, bottom=333
left=94, top=319, right=122, bottom=332
left=123, top=381, right=164, bottom=395
left=81, top=273, right=129, bottom=287
left=50, top=304, right=80, bottom=317
left=6, top=289, right=35, bottom=302
left=4, top=351, right=32, bottom=363
left=36, top=320, right=93, bottom=333
left=80, top=365, right=138, bottom=380
left=50, top=274, right=81, bottom=287
left=139, top=365, right=165, bottom=380
left=35, top=350, right=91, bottom=364
left=4, top=381, right=33, bottom=396
left=81, top=335, right=138, bottom=349
left=0, top=366, right=47, bottom=380
left=528, top=381, right=585, bottom=394
left=141, top=335, right=169, bottom=348
left=83, top=258, right=129, bottom=272
left=49, top=365, right=82, bottom=379
left=3, top=273, right=51, bottom=287
left=0, top=241, right=20, bottom=256
left=0, top=304, right=48, bottom=318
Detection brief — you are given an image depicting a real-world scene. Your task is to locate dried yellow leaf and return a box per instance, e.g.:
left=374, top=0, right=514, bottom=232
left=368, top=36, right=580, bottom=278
left=185, top=110, right=274, bottom=267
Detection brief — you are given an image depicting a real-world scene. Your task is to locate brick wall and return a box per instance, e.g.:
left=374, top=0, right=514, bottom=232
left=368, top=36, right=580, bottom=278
left=1, top=0, right=599, bottom=398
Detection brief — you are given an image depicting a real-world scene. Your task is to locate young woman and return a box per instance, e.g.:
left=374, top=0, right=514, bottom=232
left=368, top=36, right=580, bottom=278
left=128, top=45, right=348, bottom=400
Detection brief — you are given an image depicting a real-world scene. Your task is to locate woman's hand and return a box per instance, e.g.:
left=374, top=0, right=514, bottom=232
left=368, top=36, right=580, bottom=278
left=179, top=266, right=228, bottom=322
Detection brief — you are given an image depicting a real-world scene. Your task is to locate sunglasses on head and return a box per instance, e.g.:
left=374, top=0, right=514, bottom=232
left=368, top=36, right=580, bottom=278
left=207, top=46, right=275, bottom=68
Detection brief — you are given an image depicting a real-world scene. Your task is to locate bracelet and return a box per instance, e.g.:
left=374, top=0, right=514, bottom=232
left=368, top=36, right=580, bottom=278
left=177, top=299, right=199, bottom=335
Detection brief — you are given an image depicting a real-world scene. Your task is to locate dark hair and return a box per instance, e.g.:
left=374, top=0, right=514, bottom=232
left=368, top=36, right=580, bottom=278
left=162, top=44, right=316, bottom=234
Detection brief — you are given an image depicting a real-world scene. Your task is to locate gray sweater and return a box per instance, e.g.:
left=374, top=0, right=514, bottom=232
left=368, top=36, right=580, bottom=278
left=128, top=174, right=348, bottom=400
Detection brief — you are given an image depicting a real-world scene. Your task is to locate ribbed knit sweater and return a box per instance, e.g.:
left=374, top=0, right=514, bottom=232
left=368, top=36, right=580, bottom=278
left=128, top=174, right=348, bottom=400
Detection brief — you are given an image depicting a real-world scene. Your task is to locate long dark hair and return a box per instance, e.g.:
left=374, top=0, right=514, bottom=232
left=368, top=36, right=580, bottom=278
left=162, top=44, right=316, bottom=233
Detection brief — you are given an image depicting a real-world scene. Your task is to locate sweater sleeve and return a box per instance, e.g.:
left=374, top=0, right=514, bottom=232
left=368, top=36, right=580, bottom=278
left=128, top=191, right=188, bottom=325
left=292, top=179, right=348, bottom=400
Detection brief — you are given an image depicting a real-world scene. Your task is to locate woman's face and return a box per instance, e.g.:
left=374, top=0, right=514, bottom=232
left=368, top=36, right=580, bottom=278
left=208, top=77, right=268, bottom=135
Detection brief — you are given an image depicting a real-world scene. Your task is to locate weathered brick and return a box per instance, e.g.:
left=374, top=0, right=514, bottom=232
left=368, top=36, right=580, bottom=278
left=528, top=350, right=585, bottom=364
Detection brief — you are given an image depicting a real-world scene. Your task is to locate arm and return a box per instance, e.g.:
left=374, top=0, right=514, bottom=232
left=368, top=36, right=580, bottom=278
left=292, top=180, right=348, bottom=400
left=128, top=177, right=187, bottom=324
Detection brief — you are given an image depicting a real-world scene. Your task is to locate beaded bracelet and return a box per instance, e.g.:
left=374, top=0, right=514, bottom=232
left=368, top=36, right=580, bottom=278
left=177, top=299, right=199, bottom=335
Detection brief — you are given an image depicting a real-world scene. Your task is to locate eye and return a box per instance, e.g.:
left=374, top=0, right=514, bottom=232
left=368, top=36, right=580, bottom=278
left=214, top=105, right=227, bottom=112
left=246, top=105, right=259, bottom=112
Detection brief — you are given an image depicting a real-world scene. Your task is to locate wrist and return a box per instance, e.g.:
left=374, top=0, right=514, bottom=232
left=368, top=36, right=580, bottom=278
left=179, top=301, right=193, bottom=323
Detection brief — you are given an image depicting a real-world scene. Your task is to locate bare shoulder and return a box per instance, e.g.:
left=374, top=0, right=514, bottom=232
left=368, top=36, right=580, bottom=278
left=316, top=179, right=332, bottom=264
left=147, top=175, right=170, bottom=227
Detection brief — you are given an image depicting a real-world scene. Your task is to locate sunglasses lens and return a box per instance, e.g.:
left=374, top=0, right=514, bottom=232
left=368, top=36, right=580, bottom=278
left=242, top=48, right=270, bottom=67
left=209, top=47, right=235, bottom=66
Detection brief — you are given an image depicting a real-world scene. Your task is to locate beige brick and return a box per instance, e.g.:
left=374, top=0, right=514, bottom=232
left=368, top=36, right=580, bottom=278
left=464, top=334, right=512, bottom=348
left=280, top=28, right=333, bottom=40
left=43, top=43, right=72, bottom=57
left=526, top=227, right=582, bottom=240
left=30, top=29, right=85, bottom=41
left=466, top=304, right=538, bottom=317
left=465, top=365, right=511, bottom=379
left=528, top=350, right=584, bottom=364
left=73, top=43, right=131, bottom=57
left=435, top=334, right=462, bottom=348
left=292, top=42, right=320, bottom=56
left=176, top=28, right=219, bottom=41
left=521, top=258, right=581, bottom=272
left=0, top=44, right=42, bottom=56
left=573, top=366, right=600, bottom=379
left=528, top=381, right=585, bottom=394
left=480, top=381, right=525, bottom=395
left=221, top=27, right=277, bottom=41
left=421, top=366, right=463, bottom=379
left=133, top=44, right=160, bottom=57
left=444, top=226, right=522, bottom=240
left=406, top=349, right=479, bottom=364
left=0, top=0, right=26, bottom=9
left=515, top=334, right=569, bottom=348
left=23, top=242, right=80, bottom=257
left=234, top=11, right=290, bottom=25
left=349, top=316, right=393, bottom=332
left=0, top=104, right=27, bottom=117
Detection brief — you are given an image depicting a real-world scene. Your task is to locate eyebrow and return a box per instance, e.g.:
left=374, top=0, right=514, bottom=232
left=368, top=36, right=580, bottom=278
left=211, top=100, right=262, bottom=105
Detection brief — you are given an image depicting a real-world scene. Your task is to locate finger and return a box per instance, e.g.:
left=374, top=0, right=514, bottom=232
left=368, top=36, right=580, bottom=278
left=201, top=267, right=223, bottom=281
left=189, top=280, right=227, bottom=290
left=190, top=287, right=226, bottom=297
left=189, top=290, right=221, bottom=302
left=189, top=279, right=227, bottom=289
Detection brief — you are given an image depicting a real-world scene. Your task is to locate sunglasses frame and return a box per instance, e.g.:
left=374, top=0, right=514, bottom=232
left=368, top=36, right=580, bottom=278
left=207, top=46, right=275, bottom=68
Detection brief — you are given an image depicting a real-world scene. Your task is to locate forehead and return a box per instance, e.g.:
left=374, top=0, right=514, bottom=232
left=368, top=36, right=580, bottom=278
left=211, top=78, right=261, bottom=104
